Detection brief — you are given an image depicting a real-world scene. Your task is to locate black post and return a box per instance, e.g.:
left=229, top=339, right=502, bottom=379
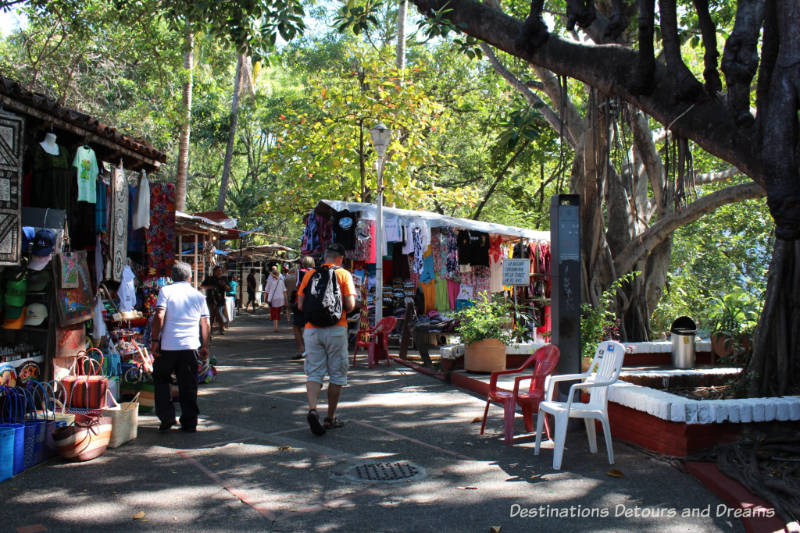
left=550, top=194, right=581, bottom=398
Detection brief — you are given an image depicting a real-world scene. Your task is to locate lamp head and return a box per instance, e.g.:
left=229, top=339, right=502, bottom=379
left=369, top=122, right=392, bottom=157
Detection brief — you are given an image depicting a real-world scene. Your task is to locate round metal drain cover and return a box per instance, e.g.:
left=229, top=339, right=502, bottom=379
left=343, top=461, right=427, bottom=483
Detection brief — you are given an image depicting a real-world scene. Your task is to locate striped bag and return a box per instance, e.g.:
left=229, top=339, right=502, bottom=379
left=52, top=414, right=112, bottom=462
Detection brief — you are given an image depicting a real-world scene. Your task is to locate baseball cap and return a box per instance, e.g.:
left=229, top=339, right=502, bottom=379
left=325, top=242, right=346, bottom=256
left=28, top=254, right=52, bottom=271
left=3, top=305, right=26, bottom=329
left=32, top=229, right=55, bottom=257
left=26, top=270, right=50, bottom=292
left=23, top=303, right=47, bottom=326
left=22, top=227, right=36, bottom=253
left=4, top=276, right=27, bottom=319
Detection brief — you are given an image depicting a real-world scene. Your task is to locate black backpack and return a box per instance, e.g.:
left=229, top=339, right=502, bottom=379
left=303, top=266, right=342, bottom=327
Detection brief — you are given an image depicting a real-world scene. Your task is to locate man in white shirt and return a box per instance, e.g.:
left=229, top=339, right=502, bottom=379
left=150, top=262, right=211, bottom=433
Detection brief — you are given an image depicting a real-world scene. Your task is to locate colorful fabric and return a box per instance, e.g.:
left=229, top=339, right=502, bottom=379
left=420, top=248, right=435, bottom=283
left=441, top=228, right=459, bottom=281
left=95, top=177, right=108, bottom=232
left=447, top=280, right=460, bottom=310
left=419, top=280, right=437, bottom=313
left=431, top=229, right=443, bottom=277
left=434, top=279, right=450, bottom=312
left=145, top=183, right=176, bottom=280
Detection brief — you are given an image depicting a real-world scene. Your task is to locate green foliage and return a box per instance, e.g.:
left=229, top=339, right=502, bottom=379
left=453, top=293, right=513, bottom=346
left=581, top=272, right=639, bottom=360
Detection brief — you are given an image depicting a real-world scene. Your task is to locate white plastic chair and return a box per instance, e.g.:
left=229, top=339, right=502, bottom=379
left=534, top=340, right=626, bottom=470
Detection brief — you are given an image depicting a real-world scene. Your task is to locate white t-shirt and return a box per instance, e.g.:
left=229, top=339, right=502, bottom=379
left=264, top=274, right=286, bottom=307
left=73, top=146, right=99, bottom=203
left=156, top=282, right=210, bottom=351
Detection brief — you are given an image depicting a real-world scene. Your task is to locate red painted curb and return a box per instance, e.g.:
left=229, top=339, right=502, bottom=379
left=685, top=461, right=790, bottom=533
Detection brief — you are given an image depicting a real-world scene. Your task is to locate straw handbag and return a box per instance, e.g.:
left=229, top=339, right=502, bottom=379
left=102, top=393, right=139, bottom=448
left=52, top=413, right=112, bottom=462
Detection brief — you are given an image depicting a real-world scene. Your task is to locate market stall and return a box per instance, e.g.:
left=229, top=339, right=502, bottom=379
left=300, top=200, right=552, bottom=351
left=0, top=74, right=169, bottom=389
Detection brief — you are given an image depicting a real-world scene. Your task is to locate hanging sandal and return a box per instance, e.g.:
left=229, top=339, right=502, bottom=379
left=307, top=409, right=326, bottom=436
left=323, top=417, right=344, bottom=429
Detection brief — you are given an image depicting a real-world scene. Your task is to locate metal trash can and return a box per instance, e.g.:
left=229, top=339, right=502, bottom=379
left=670, top=316, right=696, bottom=369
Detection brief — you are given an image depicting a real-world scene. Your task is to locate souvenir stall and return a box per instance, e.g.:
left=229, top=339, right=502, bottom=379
left=301, top=200, right=551, bottom=351
left=0, top=76, right=173, bottom=473
left=0, top=75, right=168, bottom=386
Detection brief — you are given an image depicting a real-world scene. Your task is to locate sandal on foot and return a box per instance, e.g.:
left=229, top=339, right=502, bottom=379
left=307, top=409, right=326, bottom=436
left=323, top=417, right=344, bottom=429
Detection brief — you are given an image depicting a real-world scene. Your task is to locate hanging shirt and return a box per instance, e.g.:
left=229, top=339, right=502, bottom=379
left=72, top=146, right=99, bottom=203
left=118, top=265, right=137, bottom=311
left=95, top=176, right=108, bottom=232
left=401, top=219, right=430, bottom=255
left=333, top=209, right=357, bottom=250
left=132, top=173, right=150, bottom=230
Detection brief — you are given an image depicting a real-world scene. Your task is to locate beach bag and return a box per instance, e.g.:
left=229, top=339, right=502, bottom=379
left=59, top=352, right=108, bottom=411
left=122, top=367, right=154, bottom=414
left=0, top=426, right=15, bottom=481
left=0, top=386, right=25, bottom=476
left=29, top=381, right=64, bottom=461
left=102, top=393, right=139, bottom=448
left=21, top=387, right=46, bottom=469
left=52, top=413, right=112, bottom=462
left=303, top=266, right=342, bottom=327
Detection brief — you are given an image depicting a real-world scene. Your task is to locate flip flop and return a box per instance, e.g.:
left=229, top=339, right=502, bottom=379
left=323, top=417, right=344, bottom=429
left=307, top=409, right=326, bottom=435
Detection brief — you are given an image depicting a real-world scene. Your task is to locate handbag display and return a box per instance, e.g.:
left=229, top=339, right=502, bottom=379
left=58, top=350, right=108, bottom=412
left=102, top=392, right=139, bottom=448
left=52, top=413, right=112, bottom=462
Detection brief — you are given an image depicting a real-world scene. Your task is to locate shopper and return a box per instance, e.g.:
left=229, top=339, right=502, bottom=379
left=245, top=269, right=258, bottom=312
left=227, top=274, right=239, bottom=310
left=290, top=256, right=316, bottom=360
left=150, top=262, right=210, bottom=433
left=297, top=243, right=356, bottom=435
left=264, top=265, right=289, bottom=332
left=201, top=266, right=229, bottom=335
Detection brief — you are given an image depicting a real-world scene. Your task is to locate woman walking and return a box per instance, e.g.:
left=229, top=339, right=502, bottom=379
left=264, top=265, right=289, bottom=332
left=290, top=256, right=315, bottom=359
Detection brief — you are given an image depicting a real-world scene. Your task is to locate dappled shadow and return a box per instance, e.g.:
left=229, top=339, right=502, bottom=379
left=0, top=314, right=745, bottom=532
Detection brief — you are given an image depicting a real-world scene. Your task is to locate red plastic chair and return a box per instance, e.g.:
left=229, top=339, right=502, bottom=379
left=352, top=317, right=397, bottom=368
left=479, top=344, right=560, bottom=445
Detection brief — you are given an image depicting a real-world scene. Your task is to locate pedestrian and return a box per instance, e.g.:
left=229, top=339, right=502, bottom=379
left=201, top=266, right=229, bottom=335
left=297, top=243, right=356, bottom=435
left=264, top=265, right=289, bottom=332
left=290, top=256, right=315, bottom=360
left=245, top=268, right=258, bottom=312
left=227, top=274, right=239, bottom=310
left=149, top=262, right=210, bottom=433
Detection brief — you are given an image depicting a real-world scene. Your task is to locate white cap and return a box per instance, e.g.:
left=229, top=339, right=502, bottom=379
left=23, top=302, right=48, bottom=326
left=28, top=253, right=52, bottom=272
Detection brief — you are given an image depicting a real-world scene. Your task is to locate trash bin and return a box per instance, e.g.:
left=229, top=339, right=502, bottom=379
left=670, top=316, right=696, bottom=369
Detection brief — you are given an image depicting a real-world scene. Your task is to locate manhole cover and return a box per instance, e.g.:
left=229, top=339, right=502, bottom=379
left=342, top=461, right=427, bottom=483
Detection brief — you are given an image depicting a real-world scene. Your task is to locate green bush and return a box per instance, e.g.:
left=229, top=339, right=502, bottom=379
left=454, top=293, right=513, bottom=346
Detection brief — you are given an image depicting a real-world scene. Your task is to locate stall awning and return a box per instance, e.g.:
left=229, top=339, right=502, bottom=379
left=175, top=211, right=233, bottom=236
left=0, top=75, right=166, bottom=171
left=315, top=200, right=550, bottom=241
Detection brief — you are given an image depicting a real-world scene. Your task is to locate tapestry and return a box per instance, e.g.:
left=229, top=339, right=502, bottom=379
left=110, top=166, right=128, bottom=281
left=54, top=249, right=93, bottom=326
left=145, top=183, right=175, bottom=279
left=0, top=110, right=24, bottom=265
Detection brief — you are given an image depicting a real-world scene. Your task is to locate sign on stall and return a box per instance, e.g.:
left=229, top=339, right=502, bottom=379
left=502, top=258, right=531, bottom=286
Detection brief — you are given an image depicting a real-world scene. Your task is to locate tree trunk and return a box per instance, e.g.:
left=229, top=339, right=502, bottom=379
left=396, top=0, right=408, bottom=72
left=217, top=51, right=246, bottom=211
left=175, top=23, right=194, bottom=212
left=743, top=239, right=800, bottom=397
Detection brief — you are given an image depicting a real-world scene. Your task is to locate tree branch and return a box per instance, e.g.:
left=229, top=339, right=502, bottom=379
left=694, top=167, right=741, bottom=184
left=409, top=0, right=764, bottom=183
left=720, top=0, right=765, bottom=124
left=614, top=182, right=766, bottom=275
left=480, top=42, right=576, bottom=147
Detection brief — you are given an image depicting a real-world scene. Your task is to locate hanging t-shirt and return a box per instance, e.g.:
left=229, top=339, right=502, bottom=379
left=132, top=173, right=150, bottom=230
left=457, top=230, right=490, bottom=266
left=420, top=248, right=435, bottom=283
left=72, top=146, right=99, bottom=204
left=334, top=209, right=358, bottom=250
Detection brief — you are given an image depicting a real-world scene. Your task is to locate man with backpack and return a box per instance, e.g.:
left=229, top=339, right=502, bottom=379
left=297, top=243, right=356, bottom=435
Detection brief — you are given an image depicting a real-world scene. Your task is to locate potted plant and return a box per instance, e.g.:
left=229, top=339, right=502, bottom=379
left=454, top=293, right=513, bottom=372
left=708, top=291, right=759, bottom=364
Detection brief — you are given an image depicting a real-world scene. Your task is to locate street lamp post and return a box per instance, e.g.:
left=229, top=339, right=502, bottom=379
left=370, top=123, right=391, bottom=325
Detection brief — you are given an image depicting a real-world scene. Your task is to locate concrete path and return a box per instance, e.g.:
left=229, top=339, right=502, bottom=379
left=0, top=312, right=744, bottom=533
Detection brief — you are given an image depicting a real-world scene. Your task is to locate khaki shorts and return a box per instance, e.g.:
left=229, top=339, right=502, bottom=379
left=303, top=326, right=348, bottom=386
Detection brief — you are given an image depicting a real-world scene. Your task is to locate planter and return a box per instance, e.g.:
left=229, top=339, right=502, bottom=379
left=464, top=339, right=506, bottom=373
left=711, top=332, right=735, bottom=359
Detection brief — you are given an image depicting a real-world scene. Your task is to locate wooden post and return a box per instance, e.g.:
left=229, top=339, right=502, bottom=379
left=193, top=234, right=199, bottom=288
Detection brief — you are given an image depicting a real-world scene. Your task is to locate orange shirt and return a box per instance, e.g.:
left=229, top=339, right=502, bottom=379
left=297, top=264, right=356, bottom=329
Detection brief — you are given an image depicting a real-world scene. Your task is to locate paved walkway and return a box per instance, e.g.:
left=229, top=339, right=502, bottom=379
left=0, top=312, right=744, bottom=532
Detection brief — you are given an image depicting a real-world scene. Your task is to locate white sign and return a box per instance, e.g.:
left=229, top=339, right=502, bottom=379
left=502, top=258, right=530, bottom=286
